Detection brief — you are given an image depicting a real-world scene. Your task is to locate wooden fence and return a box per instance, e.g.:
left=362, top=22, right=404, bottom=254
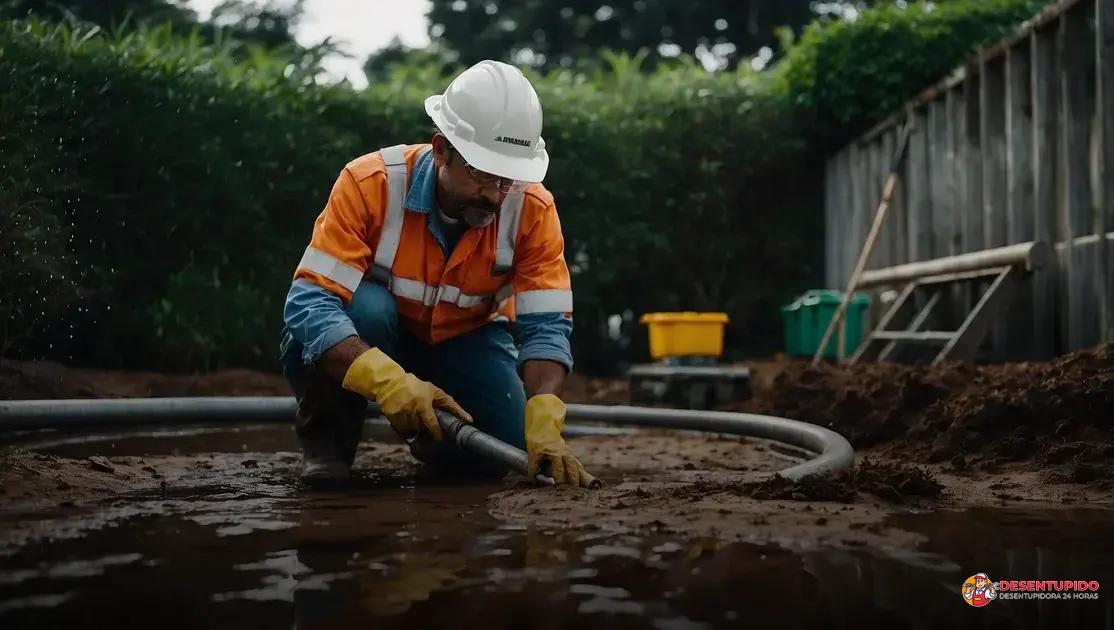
left=825, top=0, right=1114, bottom=360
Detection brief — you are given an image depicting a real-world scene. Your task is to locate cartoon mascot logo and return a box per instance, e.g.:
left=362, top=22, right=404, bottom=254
left=961, top=572, right=998, bottom=607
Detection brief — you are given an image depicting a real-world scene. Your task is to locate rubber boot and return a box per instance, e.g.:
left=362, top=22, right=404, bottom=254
left=294, top=368, right=367, bottom=489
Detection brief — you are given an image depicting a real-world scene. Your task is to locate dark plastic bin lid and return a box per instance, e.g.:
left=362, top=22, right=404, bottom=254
left=781, top=290, right=869, bottom=311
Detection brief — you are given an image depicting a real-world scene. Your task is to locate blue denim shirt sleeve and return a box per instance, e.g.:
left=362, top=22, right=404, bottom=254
left=515, top=312, right=574, bottom=373
left=283, top=279, right=358, bottom=364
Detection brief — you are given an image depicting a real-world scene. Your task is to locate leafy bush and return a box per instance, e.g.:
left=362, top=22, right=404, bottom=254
left=0, top=0, right=1049, bottom=373
left=773, top=0, right=1049, bottom=148
left=0, top=19, right=368, bottom=368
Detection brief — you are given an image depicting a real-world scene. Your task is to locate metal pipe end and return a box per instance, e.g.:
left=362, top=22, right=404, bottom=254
left=538, top=461, right=604, bottom=490
left=584, top=473, right=604, bottom=490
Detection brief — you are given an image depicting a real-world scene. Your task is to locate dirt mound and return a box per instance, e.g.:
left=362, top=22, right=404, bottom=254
left=739, top=345, right=1114, bottom=483
left=902, top=347, right=1113, bottom=462
left=745, top=458, right=944, bottom=504
left=736, top=360, right=973, bottom=447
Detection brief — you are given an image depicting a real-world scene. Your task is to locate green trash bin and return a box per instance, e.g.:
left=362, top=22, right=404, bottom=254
left=780, top=290, right=870, bottom=359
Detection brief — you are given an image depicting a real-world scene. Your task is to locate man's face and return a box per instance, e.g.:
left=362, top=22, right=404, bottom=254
left=432, top=134, right=505, bottom=228
left=976, top=577, right=987, bottom=588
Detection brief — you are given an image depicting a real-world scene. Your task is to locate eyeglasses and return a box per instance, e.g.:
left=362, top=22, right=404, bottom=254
left=449, top=146, right=528, bottom=194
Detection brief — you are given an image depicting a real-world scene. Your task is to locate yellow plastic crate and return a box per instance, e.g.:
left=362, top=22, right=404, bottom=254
left=639, top=312, right=730, bottom=360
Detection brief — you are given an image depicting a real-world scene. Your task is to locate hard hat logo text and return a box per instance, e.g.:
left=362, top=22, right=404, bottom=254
left=494, top=136, right=530, bottom=147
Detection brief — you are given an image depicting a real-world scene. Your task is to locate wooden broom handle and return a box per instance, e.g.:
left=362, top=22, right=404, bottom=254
left=812, top=117, right=913, bottom=366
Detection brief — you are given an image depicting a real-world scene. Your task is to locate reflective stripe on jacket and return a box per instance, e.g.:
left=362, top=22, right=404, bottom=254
left=293, top=143, right=573, bottom=344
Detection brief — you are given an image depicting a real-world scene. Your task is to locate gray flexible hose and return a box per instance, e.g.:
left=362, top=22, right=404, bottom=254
left=0, top=397, right=853, bottom=482
left=565, top=404, right=853, bottom=480
left=0, top=397, right=298, bottom=425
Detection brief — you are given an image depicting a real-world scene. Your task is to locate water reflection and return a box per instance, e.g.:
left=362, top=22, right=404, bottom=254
left=1, top=426, right=1112, bottom=629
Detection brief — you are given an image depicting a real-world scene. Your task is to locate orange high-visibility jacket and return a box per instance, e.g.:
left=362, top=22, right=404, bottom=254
left=293, top=144, right=573, bottom=345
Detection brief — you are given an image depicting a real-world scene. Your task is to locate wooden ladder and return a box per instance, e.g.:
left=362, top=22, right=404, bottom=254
left=850, top=264, right=1027, bottom=365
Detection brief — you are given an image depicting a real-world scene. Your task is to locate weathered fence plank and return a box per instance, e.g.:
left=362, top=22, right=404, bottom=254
left=830, top=149, right=844, bottom=286
left=907, top=107, right=933, bottom=261
left=853, top=144, right=866, bottom=282
left=1098, top=0, right=1114, bottom=342
left=866, top=137, right=883, bottom=270
left=1031, top=25, right=1061, bottom=359
left=981, top=54, right=1009, bottom=249
left=845, top=143, right=858, bottom=281
left=877, top=135, right=892, bottom=269
left=825, top=150, right=838, bottom=288
left=1060, top=4, right=1099, bottom=350
left=947, top=85, right=971, bottom=329
left=947, top=88, right=965, bottom=257
left=930, top=97, right=957, bottom=336
left=930, top=99, right=954, bottom=260
left=1006, top=46, right=1035, bottom=243
left=879, top=129, right=898, bottom=269
left=962, top=72, right=985, bottom=254
left=901, top=123, right=915, bottom=265
left=1005, top=45, right=1036, bottom=359
left=839, top=148, right=854, bottom=282
left=981, top=53, right=1009, bottom=358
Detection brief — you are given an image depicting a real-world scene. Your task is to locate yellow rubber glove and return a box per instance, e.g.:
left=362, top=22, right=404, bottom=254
left=342, top=347, right=472, bottom=442
left=525, top=394, right=592, bottom=487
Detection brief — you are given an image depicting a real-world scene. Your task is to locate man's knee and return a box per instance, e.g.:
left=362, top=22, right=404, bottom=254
left=346, top=282, right=398, bottom=351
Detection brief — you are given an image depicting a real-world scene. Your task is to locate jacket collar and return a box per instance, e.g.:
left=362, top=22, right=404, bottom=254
left=403, top=145, right=437, bottom=214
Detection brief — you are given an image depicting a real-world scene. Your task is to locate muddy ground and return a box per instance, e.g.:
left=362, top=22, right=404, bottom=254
left=2, top=345, right=1112, bottom=550
left=493, top=342, right=1114, bottom=545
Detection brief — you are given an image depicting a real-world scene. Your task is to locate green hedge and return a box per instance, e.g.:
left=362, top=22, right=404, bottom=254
left=0, top=21, right=371, bottom=369
left=0, top=1, right=1047, bottom=374
left=773, top=0, right=1049, bottom=148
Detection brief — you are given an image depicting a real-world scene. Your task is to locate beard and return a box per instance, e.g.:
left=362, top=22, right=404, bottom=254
left=454, top=197, right=500, bottom=228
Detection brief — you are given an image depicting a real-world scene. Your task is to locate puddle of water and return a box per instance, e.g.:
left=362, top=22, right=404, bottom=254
left=6, top=423, right=302, bottom=457
left=1, top=425, right=1113, bottom=628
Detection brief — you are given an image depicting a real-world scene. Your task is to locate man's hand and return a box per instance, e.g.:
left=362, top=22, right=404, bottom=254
left=525, top=393, right=593, bottom=487
left=342, top=347, right=472, bottom=441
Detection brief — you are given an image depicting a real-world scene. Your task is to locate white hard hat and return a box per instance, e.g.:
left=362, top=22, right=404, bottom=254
left=425, top=60, right=549, bottom=183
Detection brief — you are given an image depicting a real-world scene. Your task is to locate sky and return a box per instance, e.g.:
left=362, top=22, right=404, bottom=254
left=185, top=0, right=431, bottom=88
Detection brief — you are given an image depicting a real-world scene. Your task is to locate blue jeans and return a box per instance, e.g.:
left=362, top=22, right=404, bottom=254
left=279, top=282, right=527, bottom=477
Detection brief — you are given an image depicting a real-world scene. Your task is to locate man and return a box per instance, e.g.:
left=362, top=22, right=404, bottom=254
left=279, top=60, right=593, bottom=489
left=964, top=573, right=997, bottom=607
